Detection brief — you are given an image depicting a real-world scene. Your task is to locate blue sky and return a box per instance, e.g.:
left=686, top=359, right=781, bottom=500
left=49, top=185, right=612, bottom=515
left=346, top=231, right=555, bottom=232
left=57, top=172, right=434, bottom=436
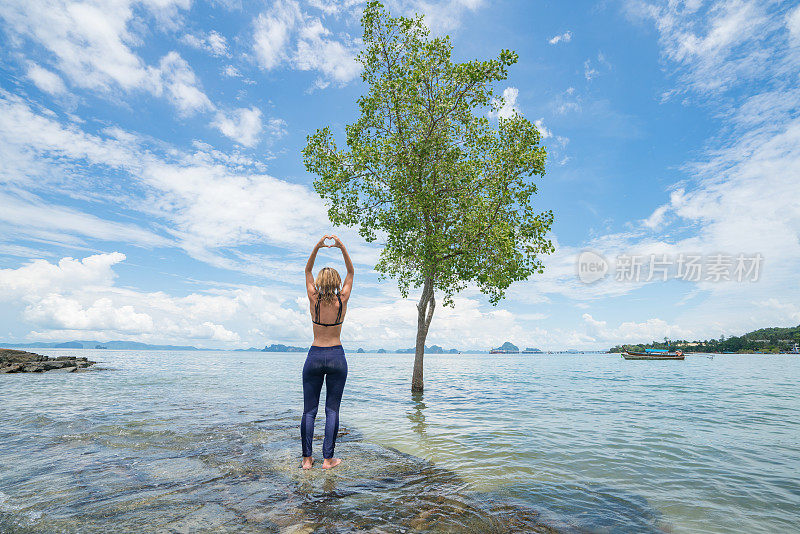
left=1, top=0, right=798, bottom=350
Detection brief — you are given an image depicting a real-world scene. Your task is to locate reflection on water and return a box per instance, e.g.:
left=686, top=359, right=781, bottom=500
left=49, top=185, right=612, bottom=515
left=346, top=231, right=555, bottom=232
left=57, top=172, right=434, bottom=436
left=1, top=349, right=798, bottom=533
left=407, top=391, right=427, bottom=436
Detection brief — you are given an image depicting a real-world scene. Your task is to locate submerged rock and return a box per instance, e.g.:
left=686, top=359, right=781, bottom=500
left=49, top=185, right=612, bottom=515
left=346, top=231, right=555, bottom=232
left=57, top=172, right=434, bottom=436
left=0, top=349, right=96, bottom=373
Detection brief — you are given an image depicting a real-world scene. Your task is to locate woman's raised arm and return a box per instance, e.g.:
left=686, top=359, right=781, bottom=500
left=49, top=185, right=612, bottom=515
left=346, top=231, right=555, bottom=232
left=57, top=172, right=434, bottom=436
left=305, top=235, right=330, bottom=298
left=331, top=235, right=354, bottom=300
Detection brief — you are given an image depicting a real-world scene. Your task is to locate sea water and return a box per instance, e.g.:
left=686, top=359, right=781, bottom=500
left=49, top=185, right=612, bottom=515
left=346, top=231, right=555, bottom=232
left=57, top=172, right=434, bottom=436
left=0, top=350, right=798, bottom=533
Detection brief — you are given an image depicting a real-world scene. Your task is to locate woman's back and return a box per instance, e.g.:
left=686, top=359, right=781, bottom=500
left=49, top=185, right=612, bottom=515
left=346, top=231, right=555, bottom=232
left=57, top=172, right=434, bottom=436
left=309, top=293, right=347, bottom=346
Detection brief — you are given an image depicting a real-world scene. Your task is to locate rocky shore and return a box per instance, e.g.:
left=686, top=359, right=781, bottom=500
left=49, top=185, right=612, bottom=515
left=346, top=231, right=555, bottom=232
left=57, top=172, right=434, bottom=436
left=0, top=349, right=96, bottom=373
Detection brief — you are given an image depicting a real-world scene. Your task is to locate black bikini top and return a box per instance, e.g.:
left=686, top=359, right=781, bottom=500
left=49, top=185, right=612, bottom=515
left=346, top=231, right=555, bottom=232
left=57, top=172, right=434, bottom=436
left=313, top=293, right=343, bottom=327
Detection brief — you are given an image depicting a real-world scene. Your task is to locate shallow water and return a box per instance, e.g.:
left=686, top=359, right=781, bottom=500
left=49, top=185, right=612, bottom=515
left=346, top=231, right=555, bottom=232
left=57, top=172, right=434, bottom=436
left=0, top=350, right=798, bottom=533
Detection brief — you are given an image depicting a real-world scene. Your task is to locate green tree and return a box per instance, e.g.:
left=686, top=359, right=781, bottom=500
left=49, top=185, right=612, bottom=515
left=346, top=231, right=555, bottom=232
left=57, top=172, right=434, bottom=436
left=302, top=1, right=554, bottom=391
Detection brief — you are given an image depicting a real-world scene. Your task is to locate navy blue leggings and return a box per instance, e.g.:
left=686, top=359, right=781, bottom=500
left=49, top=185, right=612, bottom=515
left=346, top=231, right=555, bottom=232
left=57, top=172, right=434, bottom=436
left=301, top=345, right=348, bottom=459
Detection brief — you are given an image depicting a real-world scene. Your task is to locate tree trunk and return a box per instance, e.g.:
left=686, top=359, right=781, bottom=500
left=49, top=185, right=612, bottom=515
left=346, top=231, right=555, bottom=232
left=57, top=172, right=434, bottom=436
left=411, top=277, right=435, bottom=392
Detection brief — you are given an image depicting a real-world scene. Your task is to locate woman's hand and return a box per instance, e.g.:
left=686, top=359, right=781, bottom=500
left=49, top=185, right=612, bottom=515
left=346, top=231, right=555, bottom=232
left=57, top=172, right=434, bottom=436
left=331, top=235, right=344, bottom=249
left=316, top=235, right=332, bottom=249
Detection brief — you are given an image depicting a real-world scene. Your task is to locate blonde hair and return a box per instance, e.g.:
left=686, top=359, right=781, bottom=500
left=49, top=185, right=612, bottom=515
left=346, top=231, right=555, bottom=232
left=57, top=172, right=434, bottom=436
left=315, top=267, right=342, bottom=303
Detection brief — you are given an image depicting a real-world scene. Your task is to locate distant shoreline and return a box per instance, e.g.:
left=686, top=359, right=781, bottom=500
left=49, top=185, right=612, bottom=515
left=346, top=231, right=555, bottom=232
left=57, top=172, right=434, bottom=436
left=0, top=341, right=793, bottom=356
left=609, top=324, right=800, bottom=355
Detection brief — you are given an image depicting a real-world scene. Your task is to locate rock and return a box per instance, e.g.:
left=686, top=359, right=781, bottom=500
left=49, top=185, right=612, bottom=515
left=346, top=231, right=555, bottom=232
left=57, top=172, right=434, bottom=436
left=0, top=348, right=96, bottom=373
left=0, top=363, right=25, bottom=373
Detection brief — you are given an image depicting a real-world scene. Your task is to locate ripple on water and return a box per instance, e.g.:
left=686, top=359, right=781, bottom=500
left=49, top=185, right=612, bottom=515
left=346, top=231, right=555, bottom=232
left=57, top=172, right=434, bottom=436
left=0, top=417, right=565, bottom=533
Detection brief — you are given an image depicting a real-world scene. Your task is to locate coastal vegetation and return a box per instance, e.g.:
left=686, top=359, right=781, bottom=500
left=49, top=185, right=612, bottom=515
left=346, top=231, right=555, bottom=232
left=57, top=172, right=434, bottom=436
left=608, top=325, right=800, bottom=354
left=303, top=1, right=554, bottom=392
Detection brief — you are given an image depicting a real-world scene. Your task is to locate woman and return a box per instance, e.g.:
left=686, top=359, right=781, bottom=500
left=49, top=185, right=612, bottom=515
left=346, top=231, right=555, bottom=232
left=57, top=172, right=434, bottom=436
left=301, top=234, right=354, bottom=469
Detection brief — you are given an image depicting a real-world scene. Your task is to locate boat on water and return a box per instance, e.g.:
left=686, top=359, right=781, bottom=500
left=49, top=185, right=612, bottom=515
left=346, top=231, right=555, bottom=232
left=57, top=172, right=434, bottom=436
left=622, top=348, right=684, bottom=360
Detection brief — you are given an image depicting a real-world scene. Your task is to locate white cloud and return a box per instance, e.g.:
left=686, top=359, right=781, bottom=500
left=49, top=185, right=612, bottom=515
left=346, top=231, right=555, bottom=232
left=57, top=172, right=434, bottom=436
left=139, top=159, right=328, bottom=252
left=222, top=65, right=241, bottom=77
left=294, top=18, right=362, bottom=85
left=182, top=30, right=229, bottom=57
left=584, top=59, right=599, bottom=80
left=0, top=244, right=52, bottom=258
left=489, top=86, right=519, bottom=120
left=253, top=0, right=302, bottom=70
left=212, top=106, right=267, bottom=147
left=182, top=33, right=204, bottom=50
left=630, top=0, right=783, bottom=95
left=264, top=117, right=289, bottom=139
left=584, top=52, right=611, bottom=81
left=754, top=298, right=800, bottom=323
left=252, top=0, right=361, bottom=87
left=0, top=252, right=281, bottom=346
left=391, top=0, right=484, bottom=34
left=788, top=4, right=800, bottom=41
left=0, top=190, right=171, bottom=248
left=0, top=252, right=125, bottom=299
left=641, top=204, right=668, bottom=230
left=555, top=87, right=581, bottom=114
left=156, top=52, right=214, bottom=115
left=533, top=118, right=552, bottom=139
left=582, top=313, right=691, bottom=343
left=25, top=294, right=156, bottom=334
left=307, top=0, right=364, bottom=16
left=548, top=31, right=572, bottom=44
left=26, top=63, right=67, bottom=95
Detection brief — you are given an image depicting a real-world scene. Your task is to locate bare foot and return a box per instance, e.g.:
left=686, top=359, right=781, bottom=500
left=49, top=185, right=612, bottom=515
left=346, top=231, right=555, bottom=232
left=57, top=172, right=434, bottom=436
left=302, top=457, right=314, bottom=469
left=322, top=458, right=341, bottom=469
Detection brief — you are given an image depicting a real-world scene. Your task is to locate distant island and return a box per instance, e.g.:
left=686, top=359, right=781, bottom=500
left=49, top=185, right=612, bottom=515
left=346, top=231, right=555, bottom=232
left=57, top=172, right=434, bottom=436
left=395, top=345, right=460, bottom=354
left=608, top=324, right=800, bottom=354
left=353, top=345, right=463, bottom=354
left=491, top=342, right=519, bottom=354
left=262, top=344, right=306, bottom=352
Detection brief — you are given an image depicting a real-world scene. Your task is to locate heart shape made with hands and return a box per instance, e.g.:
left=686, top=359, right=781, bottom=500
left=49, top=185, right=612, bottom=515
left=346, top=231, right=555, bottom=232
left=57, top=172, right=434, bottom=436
left=324, top=237, right=336, bottom=247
